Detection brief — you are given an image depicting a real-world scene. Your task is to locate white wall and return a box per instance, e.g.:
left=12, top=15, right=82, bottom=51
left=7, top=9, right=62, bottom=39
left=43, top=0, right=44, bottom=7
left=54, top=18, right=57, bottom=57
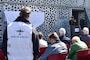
left=85, top=0, right=90, bottom=7
left=77, top=0, right=85, bottom=6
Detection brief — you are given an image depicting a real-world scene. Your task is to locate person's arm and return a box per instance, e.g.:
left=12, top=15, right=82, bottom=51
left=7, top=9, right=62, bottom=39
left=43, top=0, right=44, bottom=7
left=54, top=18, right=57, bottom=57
left=32, top=27, right=39, bottom=59
left=68, top=44, right=77, bottom=59
left=67, top=38, right=72, bottom=45
left=39, top=46, right=54, bottom=60
left=2, top=27, right=7, bottom=57
left=69, top=20, right=71, bottom=25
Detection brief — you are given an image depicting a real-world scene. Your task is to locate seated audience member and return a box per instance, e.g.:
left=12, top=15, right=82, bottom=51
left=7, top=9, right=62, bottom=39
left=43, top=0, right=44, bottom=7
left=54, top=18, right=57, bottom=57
left=68, top=36, right=88, bottom=60
left=38, top=32, right=48, bottom=48
left=39, top=32, right=68, bottom=60
left=80, top=27, right=90, bottom=43
left=59, top=28, right=71, bottom=44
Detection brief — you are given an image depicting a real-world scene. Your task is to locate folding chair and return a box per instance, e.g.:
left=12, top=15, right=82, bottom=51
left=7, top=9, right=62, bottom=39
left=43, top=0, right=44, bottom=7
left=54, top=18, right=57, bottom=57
left=77, top=49, right=90, bottom=60
left=48, top=53, right=67, bottom=60
left=87, top=43, right=90, bottom=48
left=66, top=44, right=70, bottom=53
left=36, top=47, right=47, bottom=60
left=0, top=49, right=6, bottom=60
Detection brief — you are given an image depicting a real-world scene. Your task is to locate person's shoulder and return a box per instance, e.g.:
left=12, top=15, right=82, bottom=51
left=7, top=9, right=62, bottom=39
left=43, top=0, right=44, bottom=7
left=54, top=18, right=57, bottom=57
left=19, top=22, right=33, bottom=30
left=72, top=42, right=78, bottom=47
left=69, top=20, right=71, bottom=22
left=8, top=23, right=13, bottom=27
left=88, top=35, right=90, bottom=37
left=50, top=41, right=60, bottom=46
left=63, top=36, right=71, bottom=40
left=80, top=34, right=86, bottom=38
left=73, top=42, right=85, bottom=47
left=22, top=22, right=32, bottom=27
left=69, top=19, right=72, bottom=21
left=8, top=22, right=19, bottom=28
left=40, top=39, right=47, bottom=43
left=84, top=35, right=90, bottom=39
left=39, top=39, right=48, bottom=47
left=81, top=34, right=90, bottom=38
left=71, top=44, right=78, bottom=49
left=59, top=41, right=66, bottom=46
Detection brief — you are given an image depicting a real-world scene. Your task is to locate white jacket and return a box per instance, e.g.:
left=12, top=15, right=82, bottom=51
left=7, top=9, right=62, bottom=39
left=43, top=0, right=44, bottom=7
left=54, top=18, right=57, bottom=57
left=39, top=39, right=48, bottom=48
left=7, top=22, right=33, bottom=60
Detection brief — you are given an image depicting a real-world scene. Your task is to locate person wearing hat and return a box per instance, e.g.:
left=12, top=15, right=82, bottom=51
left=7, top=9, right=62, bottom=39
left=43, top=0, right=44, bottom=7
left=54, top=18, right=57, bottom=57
left=2, top=6, right=39, bottom=60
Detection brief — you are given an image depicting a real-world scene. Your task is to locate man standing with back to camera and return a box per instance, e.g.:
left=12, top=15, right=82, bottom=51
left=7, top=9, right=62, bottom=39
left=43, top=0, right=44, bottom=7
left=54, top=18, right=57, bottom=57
left=3, top=6, right=39, bottom=60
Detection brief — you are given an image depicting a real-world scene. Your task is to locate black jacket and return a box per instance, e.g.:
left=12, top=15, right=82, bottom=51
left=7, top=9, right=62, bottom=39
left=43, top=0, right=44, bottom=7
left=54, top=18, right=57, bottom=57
left=59, top=36, right=71, bottom=45
left=2, top=16, right=39, bottom=60
left=80, top=34, right=90, bottom=43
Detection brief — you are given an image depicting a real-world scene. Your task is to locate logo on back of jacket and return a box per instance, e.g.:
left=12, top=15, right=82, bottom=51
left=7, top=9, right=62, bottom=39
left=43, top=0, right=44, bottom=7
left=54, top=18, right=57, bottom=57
left=11, top=29, right=29, bottom=38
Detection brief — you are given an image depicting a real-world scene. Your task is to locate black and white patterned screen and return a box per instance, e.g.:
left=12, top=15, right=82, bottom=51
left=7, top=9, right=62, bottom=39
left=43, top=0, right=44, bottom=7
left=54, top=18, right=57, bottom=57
left=0, top=0, right=85, bottom=44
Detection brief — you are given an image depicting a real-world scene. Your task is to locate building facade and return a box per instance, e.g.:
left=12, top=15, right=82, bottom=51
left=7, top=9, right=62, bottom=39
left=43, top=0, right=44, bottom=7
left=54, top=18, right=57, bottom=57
left=0, top=0, right=90, bottom=47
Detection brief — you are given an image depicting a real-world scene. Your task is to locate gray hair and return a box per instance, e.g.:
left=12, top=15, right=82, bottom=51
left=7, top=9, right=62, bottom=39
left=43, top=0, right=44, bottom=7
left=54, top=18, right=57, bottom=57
left=83, top=27, right=89, bottom=35
left=59, top=28, right=66, bottom=36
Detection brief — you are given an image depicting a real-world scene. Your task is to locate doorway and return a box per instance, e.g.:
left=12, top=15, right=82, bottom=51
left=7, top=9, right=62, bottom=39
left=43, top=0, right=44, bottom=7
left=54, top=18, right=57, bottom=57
left=72, top=10, right=87, bottom=29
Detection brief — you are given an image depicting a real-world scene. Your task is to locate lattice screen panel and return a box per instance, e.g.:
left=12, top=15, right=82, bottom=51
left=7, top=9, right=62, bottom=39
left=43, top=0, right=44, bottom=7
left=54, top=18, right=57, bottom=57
left=2, top=3, right=58, bottom=40
left=0, top=0, right=79, bottom=7
left=57, top=7, right=71, bottom=37
left=0, top=0, right=82, bottom=42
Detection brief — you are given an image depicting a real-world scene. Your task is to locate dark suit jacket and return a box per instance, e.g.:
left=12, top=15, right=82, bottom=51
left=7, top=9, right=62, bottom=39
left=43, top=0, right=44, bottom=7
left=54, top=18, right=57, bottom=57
left=80, top=34, right=90, bottom=43
left=59, top=36, right=71, bottom=45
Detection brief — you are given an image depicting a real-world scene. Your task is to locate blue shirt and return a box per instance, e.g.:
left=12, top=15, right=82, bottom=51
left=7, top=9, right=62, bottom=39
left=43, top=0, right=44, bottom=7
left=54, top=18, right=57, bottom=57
left=39, top=40, right=68, bottom=60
